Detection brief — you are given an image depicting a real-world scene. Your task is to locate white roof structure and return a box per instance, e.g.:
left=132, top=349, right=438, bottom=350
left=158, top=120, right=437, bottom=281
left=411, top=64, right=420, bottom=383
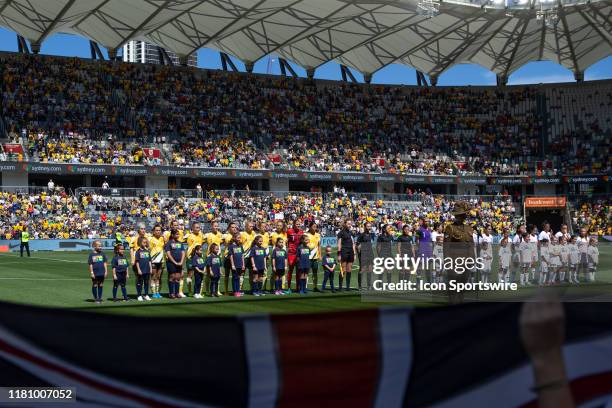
left=0, top=0, right=610, bottom=80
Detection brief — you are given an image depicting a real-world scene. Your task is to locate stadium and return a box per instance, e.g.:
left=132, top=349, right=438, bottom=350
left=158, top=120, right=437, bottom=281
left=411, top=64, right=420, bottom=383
left=0, top=0, right=610, bottom=406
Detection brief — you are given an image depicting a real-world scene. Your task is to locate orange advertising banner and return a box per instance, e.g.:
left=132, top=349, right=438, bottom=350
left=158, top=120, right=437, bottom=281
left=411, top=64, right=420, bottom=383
left=524, top=196, right=567, bottom=208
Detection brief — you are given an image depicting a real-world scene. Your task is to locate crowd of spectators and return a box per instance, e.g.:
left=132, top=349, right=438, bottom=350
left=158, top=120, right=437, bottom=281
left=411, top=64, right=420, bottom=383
left=1, top=53, right=609, bottom=175
left=571, top=198, right=611, bottom=237
left=1, top=188, right=524, bottom=240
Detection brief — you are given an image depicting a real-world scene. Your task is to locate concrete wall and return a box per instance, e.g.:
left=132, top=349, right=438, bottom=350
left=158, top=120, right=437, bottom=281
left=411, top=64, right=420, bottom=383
left=145, top=176, right=169, bottom=193
left=269, top=178, right=289, bottom=192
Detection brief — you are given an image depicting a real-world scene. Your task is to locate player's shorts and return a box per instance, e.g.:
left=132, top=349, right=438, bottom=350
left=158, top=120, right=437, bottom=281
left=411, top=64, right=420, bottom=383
left=299, top=268, right=310, bottom=276
left=588, top=264, right=597, bottom=272
left=288, top=254, right=298, bottom=267
left=152, top=262, right=163, bottom=270
left=166, top=262, right=182, bottom=275
left=92, top=276, right=105, bottom=284
left=521, top=262, right=531, bottom=268
left=186, top=259, right=193, bottom=270
left=224, top=258, right=232, bottom=273
left=114, top=272, right=127, bottom=285
left=275, top=268, right=286, bottom=277
left=340, top=251, right=355, bottom=263
left=254, top=268, right=266, bottom=277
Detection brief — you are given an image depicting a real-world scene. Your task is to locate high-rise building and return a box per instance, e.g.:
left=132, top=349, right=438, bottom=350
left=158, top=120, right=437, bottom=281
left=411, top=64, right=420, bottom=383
left=122, top=41, right=197, bottom=67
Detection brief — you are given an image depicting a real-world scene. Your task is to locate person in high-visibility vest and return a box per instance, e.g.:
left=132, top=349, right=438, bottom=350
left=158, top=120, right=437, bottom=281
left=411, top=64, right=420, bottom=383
left=20, top=226, right=30, bottom=257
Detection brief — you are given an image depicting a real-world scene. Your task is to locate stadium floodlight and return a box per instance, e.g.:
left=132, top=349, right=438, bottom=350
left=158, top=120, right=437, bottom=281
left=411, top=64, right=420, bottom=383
left=417, top=0, right=441, bottom=18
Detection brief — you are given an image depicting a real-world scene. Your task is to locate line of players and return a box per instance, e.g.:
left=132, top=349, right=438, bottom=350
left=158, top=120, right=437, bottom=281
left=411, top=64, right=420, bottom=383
left=497, top=224, right=600, bottom=287
left=88, top=219, right=340, bottom=303
left=87, top=219, right=601, bottom=303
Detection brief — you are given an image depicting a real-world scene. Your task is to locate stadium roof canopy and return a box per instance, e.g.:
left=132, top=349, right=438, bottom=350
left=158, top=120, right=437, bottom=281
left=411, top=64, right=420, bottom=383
left=0, top=0, right=610, bottom=80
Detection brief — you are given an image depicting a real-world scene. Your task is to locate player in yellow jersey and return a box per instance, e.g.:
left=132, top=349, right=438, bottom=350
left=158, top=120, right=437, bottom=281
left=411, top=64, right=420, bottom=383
left=148, top=224, right=165, bottom=299
left=256, top=221, right=272, bottom=291
left=203, top=221, right=223, bottom=296
left=305, top=221, right=322, bottom=291
left=184, top=221, right=204, bottom=297
left=270, top=221, right=288, bottom=289
left=241, top=221, right=257, bottom=293
left=222, top=222, right=239, bottom=294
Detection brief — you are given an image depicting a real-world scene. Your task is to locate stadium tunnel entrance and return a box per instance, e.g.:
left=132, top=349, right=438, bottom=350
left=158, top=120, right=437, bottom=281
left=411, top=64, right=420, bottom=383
left=289, top=180, right=377, bottom=193
left=176, top=177, right=266, bottom=192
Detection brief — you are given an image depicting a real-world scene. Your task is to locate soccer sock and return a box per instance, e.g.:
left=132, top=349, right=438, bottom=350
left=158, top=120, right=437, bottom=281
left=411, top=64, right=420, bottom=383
left=560, top=271, right=565, bottom=282
left=312, top=272, right=318, bottom=289
left=112, top=283, right=118, bottom=299
left=287, top=271, right=293, bottom=290
left=97, top=286, right=103, bottom=300
left=346, top=272, right=351, bottom=290
left=92, top=286, right=97, bottom=300
left=179, top=278, right=184, bottom=294
left=338, top=275, right=343, bottom=290
left=357, top=272, right=362, bottom=289
left=121, top=285, right=127, bottom=299
left=302, top=278, right=308, bottom=293
left=187, top=277, right=192, bottom=294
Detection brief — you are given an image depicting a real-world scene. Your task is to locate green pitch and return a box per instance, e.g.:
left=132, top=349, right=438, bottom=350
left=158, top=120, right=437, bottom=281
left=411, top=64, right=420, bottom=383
left=0, top=244, right=610, bottom=316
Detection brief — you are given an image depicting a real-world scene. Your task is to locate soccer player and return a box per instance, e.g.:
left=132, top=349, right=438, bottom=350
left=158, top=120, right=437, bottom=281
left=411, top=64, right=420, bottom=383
left=111, top=244, right=129, bottom=301
left=576, top=228, right=590, bottom=283
left=559, top=236, right=569, bottom=283
left=222, top=222, right=239, bottom=294
left=228, top=233, right=245, bottom=297
left=88, top=240, right=107, bottom=304
left=568, top=235, right=580, bottom=284
left=304, top=222, right=321, bottom=291
left=185, top=222, right=205, bottom=296
left=321, top=246, right=337, bottom=292
left=130, top=223, right=148, bottom=278
left=149, top=224, right=165, bottom=299
left=241, top=221, right=257, bottom=293
left=511, top=224, right=526, bottom=283
left=587, top=238, right=599, bottom=282
left=165, top=229, right=185, bottom=299
left=432, top=235, right=444, bottom=284
left=286, top=219, right=304, bottom=293
left=396, top=224, right=415, bottom=283
left=271, top=238, right=287, bottom=295
left=134, top=236, right=152, bottom=301
left=337, top=218, right=355, bottom=291
left=249, top=235, right=267, bottom=296
left=549, top=237, right=561, bottom=284
left=206, top=243, right=222, bottom=298
left=376, top=224, right=394, bottom=284
left=297, top=235, right=312, bottom=294
left=191, top=245, right=206, bottom=299
left=480, top=240, right=492, bottom=284
left=519, top=233, right=532, bottom=286
left=539, top=238, right=550, bottom=286
left=498, top=238, right=511, bottom=283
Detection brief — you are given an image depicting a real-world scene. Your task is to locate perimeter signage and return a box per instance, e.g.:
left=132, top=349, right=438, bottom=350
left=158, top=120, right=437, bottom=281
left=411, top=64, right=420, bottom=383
left=0, top=161, right=609, bottom=185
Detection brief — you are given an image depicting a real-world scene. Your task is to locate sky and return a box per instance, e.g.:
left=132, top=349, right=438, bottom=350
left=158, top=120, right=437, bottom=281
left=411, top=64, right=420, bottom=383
left=0, top=27, right=610, bottom=86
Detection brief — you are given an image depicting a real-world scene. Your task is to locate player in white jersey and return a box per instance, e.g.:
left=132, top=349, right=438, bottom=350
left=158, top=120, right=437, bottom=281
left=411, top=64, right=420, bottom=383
left=558, top=236, right=569, bottom=283
left=529, top=226, right=539, bottom=283
left=548, top=237, right=561, bottom=284
left=518, top=233, right=532, bottom=286
left=511, top=225, right=526, bottom=284
left=480, top=240, right=493, bottom=284
left=539, top=238, right=550, bottom=286
left=576, top=228, right=589, bottom=283
left=432, top=235, right=444, bottom=284
left=568, top=236, right=580, bottom=284
left=587, top=238, right=599, bottom=282
left=498, top=238, right=512, bottom=283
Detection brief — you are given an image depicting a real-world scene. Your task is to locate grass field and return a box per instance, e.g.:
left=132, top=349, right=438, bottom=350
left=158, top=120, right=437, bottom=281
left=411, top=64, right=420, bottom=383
left=0, top=244, right=610, bottom=316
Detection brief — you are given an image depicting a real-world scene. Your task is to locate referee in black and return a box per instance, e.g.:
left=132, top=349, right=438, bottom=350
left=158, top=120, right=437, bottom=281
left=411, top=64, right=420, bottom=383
left=19, top=224, right=31, bottom=257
